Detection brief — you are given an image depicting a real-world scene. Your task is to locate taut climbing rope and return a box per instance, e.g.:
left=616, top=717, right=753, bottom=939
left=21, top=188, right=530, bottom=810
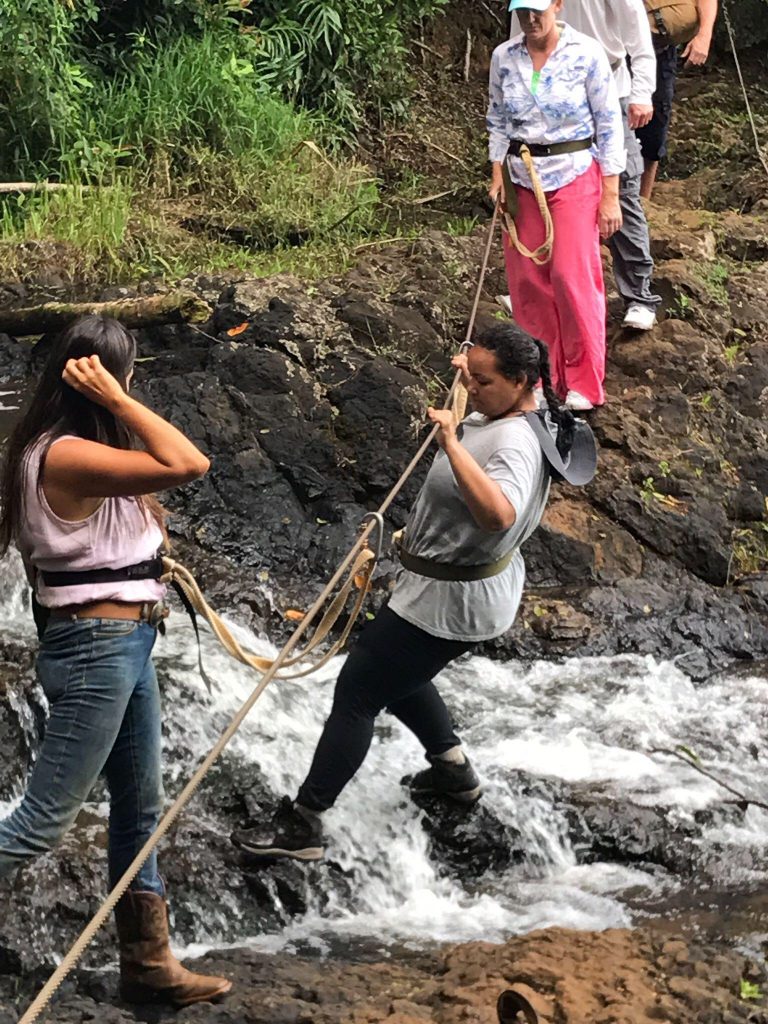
left=16, top=206, right=501, bottom=1024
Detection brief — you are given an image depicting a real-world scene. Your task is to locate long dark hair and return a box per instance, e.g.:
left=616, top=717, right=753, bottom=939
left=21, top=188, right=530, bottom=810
left=473, top=321, right=575, bottom=457
left=0, top=315, right=164, bottom=555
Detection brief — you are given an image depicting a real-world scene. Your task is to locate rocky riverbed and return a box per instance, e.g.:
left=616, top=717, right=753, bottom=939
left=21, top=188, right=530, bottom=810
left=1, top=29, right=767, bottom=1019
left=3, top=926, right=768, bottom=1024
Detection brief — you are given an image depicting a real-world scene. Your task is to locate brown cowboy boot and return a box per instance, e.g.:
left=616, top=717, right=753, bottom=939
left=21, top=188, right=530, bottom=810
left=114, top=890, right=232, bottom=1006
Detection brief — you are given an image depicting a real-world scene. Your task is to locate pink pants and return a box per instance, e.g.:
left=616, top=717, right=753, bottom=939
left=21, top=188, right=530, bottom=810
left=503, top=160, right=606, bottom=406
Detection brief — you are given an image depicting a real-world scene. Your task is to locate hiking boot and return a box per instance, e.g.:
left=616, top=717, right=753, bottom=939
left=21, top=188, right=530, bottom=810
left=115, top=890, right=231, bottom=1007
left=231, top=796, right=324, bottom=861
left=406, top=754, right=482, bottom=804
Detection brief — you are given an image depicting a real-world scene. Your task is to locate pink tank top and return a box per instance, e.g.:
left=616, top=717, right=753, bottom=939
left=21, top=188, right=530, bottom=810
left=18, top=435, right=166, bottom=608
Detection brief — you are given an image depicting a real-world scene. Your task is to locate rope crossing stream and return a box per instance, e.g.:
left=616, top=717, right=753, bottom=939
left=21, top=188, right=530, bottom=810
left=17, top=210, right=500, bottom=1024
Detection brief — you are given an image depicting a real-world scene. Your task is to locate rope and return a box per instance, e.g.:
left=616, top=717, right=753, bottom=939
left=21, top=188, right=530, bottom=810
left=161, top=546, right=376, bottom=681
left=452, top=200, right=500, bottom=426
left=501, top=146, right=554, bottom=266
left=17, top=207, right=501, bottom=1024
left=721, top=0, right=768, bottom=179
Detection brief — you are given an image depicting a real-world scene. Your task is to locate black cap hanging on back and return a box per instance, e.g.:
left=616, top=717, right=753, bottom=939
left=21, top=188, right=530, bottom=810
left=523, top=410, right=598, bottom=486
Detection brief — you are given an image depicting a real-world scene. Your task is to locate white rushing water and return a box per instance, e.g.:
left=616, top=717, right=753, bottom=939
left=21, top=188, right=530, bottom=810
left=2, top=548, right=768, bottom=955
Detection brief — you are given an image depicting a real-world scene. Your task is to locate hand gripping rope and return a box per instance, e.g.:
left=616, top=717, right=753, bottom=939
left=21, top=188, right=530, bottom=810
left=17, top=202, right=500, bottom=1024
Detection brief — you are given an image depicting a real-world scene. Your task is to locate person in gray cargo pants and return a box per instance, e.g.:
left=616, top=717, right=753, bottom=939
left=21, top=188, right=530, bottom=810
left=509, top=0, right=662, bottom=331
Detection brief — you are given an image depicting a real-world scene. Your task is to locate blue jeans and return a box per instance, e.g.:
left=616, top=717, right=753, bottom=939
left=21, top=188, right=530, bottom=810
left=0, top=618, right=164, bottom=895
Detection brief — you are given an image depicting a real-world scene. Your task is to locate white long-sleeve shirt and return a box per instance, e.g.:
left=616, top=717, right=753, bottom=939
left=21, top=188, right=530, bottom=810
left=511, top=0, right=656, bottom=107
left=487, top=24, right=625, bottom=192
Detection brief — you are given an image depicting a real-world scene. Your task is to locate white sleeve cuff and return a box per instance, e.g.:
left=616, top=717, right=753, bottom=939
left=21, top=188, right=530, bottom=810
left=628, top=89, right=654, bottom=107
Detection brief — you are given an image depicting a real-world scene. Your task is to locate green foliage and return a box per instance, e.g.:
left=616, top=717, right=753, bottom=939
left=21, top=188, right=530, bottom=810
left=740, top=979, right=762, bottom=1002
left=0, top=183, right=134, bottom=277
left=693, top=259, right=730, bottom=310
left=640, top=477, right=663, bottom=504
left=0, top=0, right=450, bottom=276
left=732, top=523, right=768, bottom=577
left=86, top=29, right=321, bottom=178
left=248, top=0, right=450, bottom=126
left=445, top=216, right=478, bottom=236
left=699, top=392, right=714, bottom=411
left=722, top=342, right=742, bottom=366
left=671, top=291, right=692, bottom=320
left=717, top=0, right=768, bottom=49
left=0, top=0, right=449, bottom=183
left=0, top=0, right=99, bottom=174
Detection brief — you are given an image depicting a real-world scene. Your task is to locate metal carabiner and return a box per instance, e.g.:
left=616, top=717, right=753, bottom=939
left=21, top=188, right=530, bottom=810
left=360, top=511, right=385, bottom=564
left=458, top=339, right=474, bottom=354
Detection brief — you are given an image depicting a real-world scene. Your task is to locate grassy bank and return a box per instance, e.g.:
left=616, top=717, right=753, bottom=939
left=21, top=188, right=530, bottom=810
left=0, top=1, right=448, bottom=284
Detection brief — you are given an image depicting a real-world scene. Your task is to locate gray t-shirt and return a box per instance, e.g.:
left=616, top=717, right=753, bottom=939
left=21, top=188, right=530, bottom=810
left=389, top=412, right=550, bottom=642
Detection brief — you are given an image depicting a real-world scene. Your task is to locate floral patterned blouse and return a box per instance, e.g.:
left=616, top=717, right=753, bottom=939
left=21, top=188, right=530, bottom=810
left=487, top=23, right=625, bottom=192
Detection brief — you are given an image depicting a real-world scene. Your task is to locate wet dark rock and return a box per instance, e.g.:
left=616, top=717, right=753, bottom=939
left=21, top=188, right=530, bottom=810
left=0, top=217, right=765, bottom=679
left=0, top=332, right=32, bottom=382
left=410, top=795, right=526, bottom=878
left=0, top=639, right=40, bottom=800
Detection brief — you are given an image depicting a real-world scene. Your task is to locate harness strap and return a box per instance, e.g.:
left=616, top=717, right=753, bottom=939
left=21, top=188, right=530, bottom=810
left=40, top=556, right=164, bottom=588
left=397, top=539, right=517, bottom=582
left=501, top=135, right=593, bottom=266
left=159, top=548, right=377, bottom=683
left=34, top=549, right=378, bottom=690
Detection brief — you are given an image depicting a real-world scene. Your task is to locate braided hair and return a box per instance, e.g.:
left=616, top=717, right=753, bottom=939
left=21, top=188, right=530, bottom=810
left=473, top=322, right=575, bottom=457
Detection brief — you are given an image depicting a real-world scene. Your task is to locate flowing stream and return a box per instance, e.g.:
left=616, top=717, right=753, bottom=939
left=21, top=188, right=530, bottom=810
left=2, top=549, right=768, bottom=959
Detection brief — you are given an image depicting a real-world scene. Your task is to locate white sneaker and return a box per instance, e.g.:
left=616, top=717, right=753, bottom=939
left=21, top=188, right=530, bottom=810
left=565, top=390, right=594, bottom=411
left=622, top=303, right=657, bottom=330
left=495, top=294, right=513, bottom=315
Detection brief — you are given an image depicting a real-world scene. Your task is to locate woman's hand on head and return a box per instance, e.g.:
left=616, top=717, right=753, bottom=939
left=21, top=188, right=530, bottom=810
left=428, top=407, right=458, bottom=449
left=62, top=355, right=128, bottom=412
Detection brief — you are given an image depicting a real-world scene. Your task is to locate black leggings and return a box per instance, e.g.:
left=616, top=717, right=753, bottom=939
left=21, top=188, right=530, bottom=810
left=296, top=606, right=475, bottom=812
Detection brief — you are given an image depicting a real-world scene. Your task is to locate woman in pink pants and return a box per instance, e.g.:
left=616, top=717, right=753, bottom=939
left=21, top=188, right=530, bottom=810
left=488, top=0, right=625, bottom=410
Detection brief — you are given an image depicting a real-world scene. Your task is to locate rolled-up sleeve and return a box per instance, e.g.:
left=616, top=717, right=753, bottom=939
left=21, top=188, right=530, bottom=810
left=487, top=49, right=510, bottom=163
left=586, top=49, right=626, bottom=175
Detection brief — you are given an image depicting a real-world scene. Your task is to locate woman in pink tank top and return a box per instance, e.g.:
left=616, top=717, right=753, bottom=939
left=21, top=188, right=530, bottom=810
left=0, top=316, right=231, bottom=1007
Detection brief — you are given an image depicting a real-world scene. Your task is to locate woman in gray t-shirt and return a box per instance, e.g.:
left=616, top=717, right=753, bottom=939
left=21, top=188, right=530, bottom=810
left=233, top=323, right=576, bottom=862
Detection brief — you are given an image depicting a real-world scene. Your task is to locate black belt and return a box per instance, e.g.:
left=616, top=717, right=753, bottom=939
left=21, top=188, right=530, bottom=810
left=506, top=136, right=594, bottom=159
left=40, top=555, right=165, bottom=588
